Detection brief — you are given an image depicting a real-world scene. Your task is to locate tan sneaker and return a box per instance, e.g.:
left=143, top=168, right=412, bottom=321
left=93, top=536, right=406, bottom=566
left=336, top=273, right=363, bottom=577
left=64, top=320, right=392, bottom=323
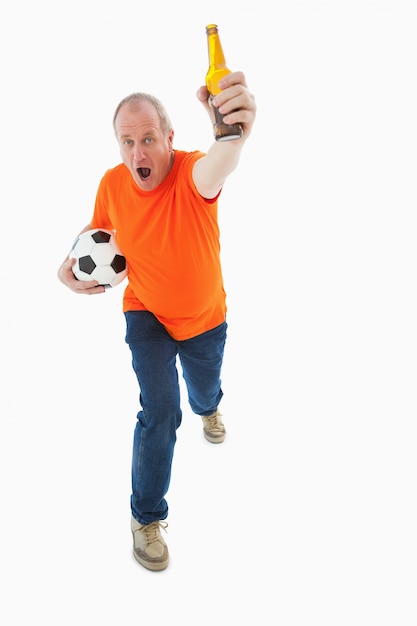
left=202, top=410, right=226, bottom=444
left=131, top=517, right=169, bottom=571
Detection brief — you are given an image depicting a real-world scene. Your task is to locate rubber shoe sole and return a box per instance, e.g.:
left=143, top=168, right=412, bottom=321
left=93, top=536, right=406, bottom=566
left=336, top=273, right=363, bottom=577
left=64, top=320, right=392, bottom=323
left=132, top=545, right=169, bottom=571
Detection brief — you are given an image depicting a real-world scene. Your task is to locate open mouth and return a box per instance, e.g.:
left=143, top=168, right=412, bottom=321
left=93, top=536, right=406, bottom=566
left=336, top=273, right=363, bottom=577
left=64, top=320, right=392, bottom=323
left=137, top=167, right=151, bottom=180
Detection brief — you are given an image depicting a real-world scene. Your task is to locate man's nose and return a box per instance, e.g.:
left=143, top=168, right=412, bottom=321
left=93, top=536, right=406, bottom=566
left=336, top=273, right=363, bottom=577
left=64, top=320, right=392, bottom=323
left=133, top=146, right=146, bottom=160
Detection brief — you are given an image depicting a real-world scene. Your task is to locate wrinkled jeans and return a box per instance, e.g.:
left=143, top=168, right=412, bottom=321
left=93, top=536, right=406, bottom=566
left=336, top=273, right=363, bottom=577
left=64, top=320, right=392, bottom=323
left=125, top=311, right=227, bottom=524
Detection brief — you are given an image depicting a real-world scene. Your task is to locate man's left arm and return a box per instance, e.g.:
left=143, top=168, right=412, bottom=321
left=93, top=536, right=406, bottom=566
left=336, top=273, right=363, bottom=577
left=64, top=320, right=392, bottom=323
left=192, top=71, right=256, bottom=199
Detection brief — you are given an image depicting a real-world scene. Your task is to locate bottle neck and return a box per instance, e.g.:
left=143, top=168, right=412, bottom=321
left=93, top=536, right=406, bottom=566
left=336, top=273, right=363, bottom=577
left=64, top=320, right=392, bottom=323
left=206, top=30, right=227, bottom=69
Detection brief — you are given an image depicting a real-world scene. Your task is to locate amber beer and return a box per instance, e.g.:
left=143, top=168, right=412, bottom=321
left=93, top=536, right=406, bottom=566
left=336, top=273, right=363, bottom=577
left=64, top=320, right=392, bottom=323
left=205, top=24, right=243, bottom=141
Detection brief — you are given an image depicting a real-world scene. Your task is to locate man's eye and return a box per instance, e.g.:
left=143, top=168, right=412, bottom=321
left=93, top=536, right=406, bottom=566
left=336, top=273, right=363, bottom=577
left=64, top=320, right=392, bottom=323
left=144, top=137, right=153, bottom=144
left=124, top=139, right=133, bottom=146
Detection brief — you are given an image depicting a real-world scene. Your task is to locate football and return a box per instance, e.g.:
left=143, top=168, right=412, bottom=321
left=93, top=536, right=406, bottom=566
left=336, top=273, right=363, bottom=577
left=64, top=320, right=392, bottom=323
left=69, top=228, right=128, bottom=288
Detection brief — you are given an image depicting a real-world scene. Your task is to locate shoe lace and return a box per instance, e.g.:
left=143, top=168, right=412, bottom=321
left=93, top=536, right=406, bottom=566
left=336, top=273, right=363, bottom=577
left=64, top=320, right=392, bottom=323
left=205, top=413, right=223, bottom=431
left=143, top=521, right=168, bottom=545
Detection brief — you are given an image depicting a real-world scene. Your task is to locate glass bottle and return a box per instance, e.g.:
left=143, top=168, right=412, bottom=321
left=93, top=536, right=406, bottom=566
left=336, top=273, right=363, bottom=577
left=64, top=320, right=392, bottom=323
left=205, top=23, right=243, bottom=142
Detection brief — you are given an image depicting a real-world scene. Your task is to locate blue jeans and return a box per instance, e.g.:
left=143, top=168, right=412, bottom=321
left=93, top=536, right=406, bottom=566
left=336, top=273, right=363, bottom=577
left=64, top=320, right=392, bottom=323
left=125, top=311, right=227, bottom=524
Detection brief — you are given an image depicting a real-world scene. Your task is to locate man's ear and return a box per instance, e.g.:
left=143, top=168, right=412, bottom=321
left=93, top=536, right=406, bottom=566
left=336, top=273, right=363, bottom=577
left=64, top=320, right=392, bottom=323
left=168, top=130, right=175, bottom=150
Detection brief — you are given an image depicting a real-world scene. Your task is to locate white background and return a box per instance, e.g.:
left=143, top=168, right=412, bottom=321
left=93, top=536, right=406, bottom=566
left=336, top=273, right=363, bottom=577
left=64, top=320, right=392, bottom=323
left=1, top=0, right=416, bottom=624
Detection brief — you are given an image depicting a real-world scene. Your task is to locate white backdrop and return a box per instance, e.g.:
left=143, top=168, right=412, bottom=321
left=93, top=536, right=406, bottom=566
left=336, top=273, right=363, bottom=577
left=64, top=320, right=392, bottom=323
left=1, top=1, right=416, bottom=624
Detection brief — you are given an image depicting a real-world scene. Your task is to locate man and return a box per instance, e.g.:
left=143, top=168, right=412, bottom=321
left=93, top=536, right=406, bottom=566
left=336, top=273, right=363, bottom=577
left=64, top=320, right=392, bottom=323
left=58, top=71, right=256, bottom=571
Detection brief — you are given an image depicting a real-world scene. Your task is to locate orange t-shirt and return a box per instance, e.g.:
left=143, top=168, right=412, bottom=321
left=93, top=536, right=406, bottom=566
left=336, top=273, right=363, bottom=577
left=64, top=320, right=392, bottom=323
left=91, top=150, right=226, bottom=340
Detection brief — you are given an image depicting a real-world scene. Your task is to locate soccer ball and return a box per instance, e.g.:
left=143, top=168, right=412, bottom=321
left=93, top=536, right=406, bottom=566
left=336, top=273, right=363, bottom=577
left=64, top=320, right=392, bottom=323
left=69, top=228, right=128, bottom=288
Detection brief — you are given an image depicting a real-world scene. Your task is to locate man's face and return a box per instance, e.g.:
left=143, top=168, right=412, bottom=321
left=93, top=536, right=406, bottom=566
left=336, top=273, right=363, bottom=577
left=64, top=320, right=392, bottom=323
left=115, top=100, right=174, bottom=191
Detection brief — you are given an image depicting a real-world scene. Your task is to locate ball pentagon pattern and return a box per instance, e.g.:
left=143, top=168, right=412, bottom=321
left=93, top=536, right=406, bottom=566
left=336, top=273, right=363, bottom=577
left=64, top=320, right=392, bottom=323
left=69, top=229, right=128, bottom=288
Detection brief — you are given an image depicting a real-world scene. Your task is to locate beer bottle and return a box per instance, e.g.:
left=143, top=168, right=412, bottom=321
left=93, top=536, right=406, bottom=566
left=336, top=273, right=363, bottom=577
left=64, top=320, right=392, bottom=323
left=205, top=23, right=243, bottom=142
